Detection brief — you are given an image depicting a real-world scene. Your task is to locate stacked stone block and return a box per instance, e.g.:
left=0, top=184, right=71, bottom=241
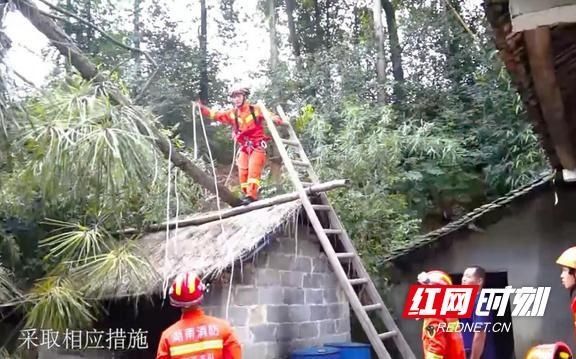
left=203, top=230, right=351, bottom=359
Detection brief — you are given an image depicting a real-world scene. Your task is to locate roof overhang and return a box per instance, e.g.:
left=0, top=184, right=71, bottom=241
left=510, top=0, right=576, bottom=32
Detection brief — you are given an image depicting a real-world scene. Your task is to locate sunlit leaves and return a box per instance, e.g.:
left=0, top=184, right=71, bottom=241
left=24, top=275, right=98, bottom=331
left=15, top=78, right=160, bottom=208
left=72, top=241, right=160, bottom=300
left=40, top=219, right=111, bottom=264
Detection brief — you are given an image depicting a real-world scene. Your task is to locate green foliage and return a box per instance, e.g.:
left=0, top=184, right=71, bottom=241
left=0, top=73, right=207, bottom=332
left=24, top=275, right=98, bottom=331
left=306, top=102, right=465, bottom=269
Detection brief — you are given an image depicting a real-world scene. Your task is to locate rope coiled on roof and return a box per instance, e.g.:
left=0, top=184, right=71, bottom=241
left=382, top=170, right=557, bottom=262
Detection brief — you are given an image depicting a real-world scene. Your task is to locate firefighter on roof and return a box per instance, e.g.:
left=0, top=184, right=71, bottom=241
left=417, top=270, right=466, bottom=359
left=156, top=272, right=242, bottom=359
left=557, top=246, right=576, bottom=337
left=196, top=86, right=284, bottom=205
left=525, top=342, right=572, bottom=359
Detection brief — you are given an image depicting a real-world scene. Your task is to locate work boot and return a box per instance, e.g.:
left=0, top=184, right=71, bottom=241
left=240, top=195, right=257, bottom=206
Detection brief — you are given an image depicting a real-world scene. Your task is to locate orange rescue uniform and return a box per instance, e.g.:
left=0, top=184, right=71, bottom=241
left=422, top=318, right=466, bottom=359
left=572, top=297, right=576, bottom=338
left=199, top=101, right=281, bottom=200
left=156, top=307, right=241, bottom=359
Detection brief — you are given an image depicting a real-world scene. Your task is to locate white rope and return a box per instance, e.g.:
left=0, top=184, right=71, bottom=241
left=191, top=103, right=234, bottom=319
left=192, top=103, right=198, bottom=160
left=161, top=140, right=173, bottom=301
left=193, top=102, right=226, bottom=233
left=174, top=168, right=180, bottom=258
left=224, top=138, right=237, bottom=187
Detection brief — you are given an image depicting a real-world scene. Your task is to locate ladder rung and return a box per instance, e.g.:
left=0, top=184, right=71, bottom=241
left=293, top=160, right=311, bottom=168
left=335, top=252, right=355, bottom=259
left=378, top=331, right=397, bottom=340
left=363, top=303, right=383, bottom=312
left=312, top=204, right=331, bottom=211
left=349, top=278, right=368, bottom=286
left=323, top=229, right=342, bottom=235
left=282, top=139, right=300, bottom=147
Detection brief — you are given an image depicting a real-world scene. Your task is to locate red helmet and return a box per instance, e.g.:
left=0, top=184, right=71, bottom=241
left=168, top=272, right=206, bottom=308
left=417, top=270, right=453, bottom=286
left=229, top=86, right=250, bottom=97
left=525, top=342, right=572, bottom=359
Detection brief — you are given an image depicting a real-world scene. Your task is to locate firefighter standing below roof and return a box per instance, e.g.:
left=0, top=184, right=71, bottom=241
left=417, top=270, right=466, bottom=359
left=196, top=86, right=284, bottom=205
left=156, top=272, right=242, bottom=359
left=556, top=246, right=576, bottom=338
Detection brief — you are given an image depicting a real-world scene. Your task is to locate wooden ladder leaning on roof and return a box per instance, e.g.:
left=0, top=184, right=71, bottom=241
left=258, top=102, right=416, bottom=359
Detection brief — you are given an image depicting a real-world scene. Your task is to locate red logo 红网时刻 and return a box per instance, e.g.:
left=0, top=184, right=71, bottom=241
left=402, top=285, right=551, bottom=319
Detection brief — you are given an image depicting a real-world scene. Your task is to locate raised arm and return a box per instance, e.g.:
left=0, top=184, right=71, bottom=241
left=196, top=102, right=234, bottom=126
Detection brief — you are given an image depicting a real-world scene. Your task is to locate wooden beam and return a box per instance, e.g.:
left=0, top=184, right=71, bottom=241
left=524, top=27, right=576, bottom=170
left=119, top=179, right=350, bottom=234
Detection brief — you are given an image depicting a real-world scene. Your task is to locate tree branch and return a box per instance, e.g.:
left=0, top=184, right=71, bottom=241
left=13, top=0, right=243, bottom=207
left=34, top=0, right=157, bottom=102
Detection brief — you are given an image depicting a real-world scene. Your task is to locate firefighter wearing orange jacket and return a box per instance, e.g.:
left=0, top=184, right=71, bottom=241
left=156, top=272, right=242, bottom=359
left=196, top=86, right=283, bottom=204
left=417, top=270, right=466, bottom=359
left=557, top=247, right=576, bottom=337
left=525, top=342, right=572, bottom=359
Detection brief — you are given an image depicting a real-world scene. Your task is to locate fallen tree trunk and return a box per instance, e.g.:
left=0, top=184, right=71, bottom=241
left=120, top=179, right=349, bottom=233
left=14, top=0, right=243, bottom=207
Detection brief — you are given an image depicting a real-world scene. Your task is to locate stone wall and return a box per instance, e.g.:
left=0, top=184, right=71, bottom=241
left=203, top=227, right=351, bottom=359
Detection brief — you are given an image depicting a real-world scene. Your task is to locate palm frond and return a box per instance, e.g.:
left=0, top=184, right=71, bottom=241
left=14, top=76, right=163, bottom=208
left=72, top=241, right=160, bottom=300
left=39, top=219, right=111, bottom=264
left=24, top=275, right=98, bottom=331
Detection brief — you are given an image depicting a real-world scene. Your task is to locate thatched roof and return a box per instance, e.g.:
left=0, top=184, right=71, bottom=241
left=135, top=199, right=303, bottom=296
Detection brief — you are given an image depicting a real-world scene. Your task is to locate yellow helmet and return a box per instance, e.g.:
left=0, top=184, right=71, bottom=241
left=557, top=247, right=576, bottom=270
left=525, top=342, right=572, bottom=359
left=417, top=270, right=453, bottom=286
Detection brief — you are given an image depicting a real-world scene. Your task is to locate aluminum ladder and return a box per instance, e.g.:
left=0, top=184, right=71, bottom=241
left=258, top=102, right=416, bottom=359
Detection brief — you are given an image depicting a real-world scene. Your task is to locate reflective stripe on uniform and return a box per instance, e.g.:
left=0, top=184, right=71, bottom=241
left=240, top=182, right=249, bottom=189
left=247, top=178, right=260, bottom=186
left=424, top=352, right=443, bottom=359
left=169, top=339, right=224, bottom=356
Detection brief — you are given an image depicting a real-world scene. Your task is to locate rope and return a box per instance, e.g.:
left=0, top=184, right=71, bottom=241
left=161, top=140, right=173, bottom=302
left=192, top=103, right=198, bottom=160
left=191, top=102, right=234, bottom=320
left=225, top=138, right=237, bottom=187
left=383, top=170, right=556, bottom=262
